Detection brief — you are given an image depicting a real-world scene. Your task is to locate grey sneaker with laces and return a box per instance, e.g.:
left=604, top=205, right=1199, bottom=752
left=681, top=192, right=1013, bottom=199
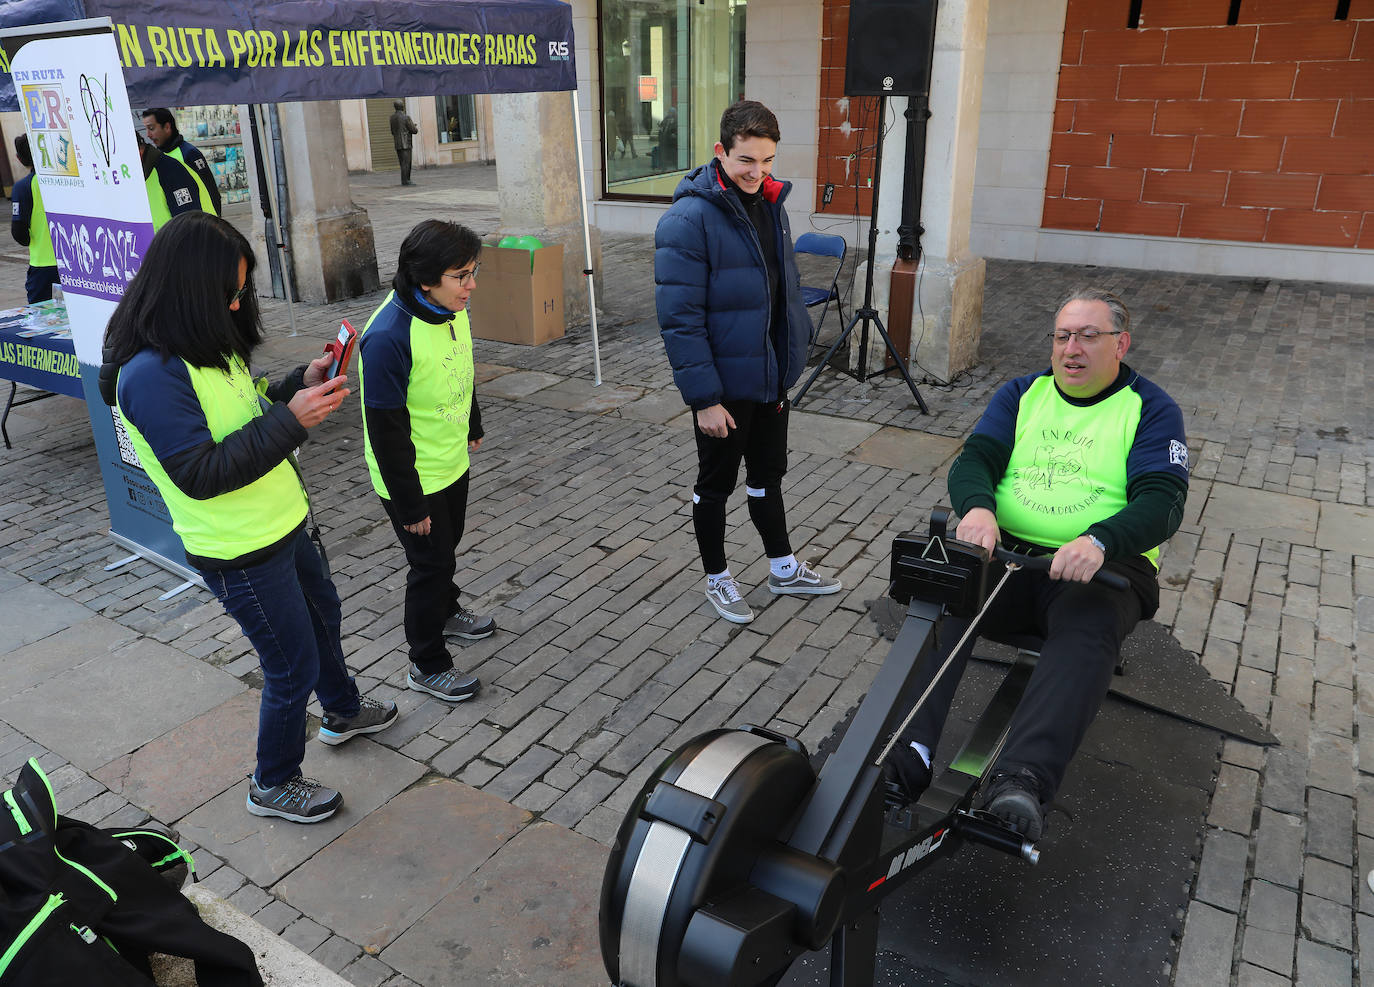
left=705, top=576, right=754, bottom=623
left=317, top=697, right=399, bottom=746
left=444, top=604, right=496, bottom=640
left=246, top=774, right=342, bottom=824
left=408, top=663, right=481, bottom=702
left=768, top=561, right=842, bottom=596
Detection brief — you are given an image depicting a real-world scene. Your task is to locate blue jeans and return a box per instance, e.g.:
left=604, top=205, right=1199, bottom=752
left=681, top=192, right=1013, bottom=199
left=201, top=528, right=361, bottom=788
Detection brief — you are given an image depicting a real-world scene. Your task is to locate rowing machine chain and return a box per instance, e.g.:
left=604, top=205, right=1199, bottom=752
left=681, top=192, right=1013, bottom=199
left=873, top=560, right=1021, bottom=768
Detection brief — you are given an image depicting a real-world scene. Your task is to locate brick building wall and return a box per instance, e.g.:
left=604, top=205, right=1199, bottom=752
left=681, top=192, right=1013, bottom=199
left=814, top=0, right=879, bottom=218
left=1044, top=0, right=1374, bottom=249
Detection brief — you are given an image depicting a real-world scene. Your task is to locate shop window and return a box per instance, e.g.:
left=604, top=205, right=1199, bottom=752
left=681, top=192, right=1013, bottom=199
left=600, top=0, right=747, bottom=199
left=436, top=95, right=477, bottom=143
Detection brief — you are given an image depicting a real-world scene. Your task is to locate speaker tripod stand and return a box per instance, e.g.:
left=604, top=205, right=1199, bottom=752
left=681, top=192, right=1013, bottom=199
left=793, top=95, right=928, bottom=414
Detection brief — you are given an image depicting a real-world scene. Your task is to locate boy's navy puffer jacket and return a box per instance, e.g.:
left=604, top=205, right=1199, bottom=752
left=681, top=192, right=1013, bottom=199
left=655, top=162, right=813, bottom=410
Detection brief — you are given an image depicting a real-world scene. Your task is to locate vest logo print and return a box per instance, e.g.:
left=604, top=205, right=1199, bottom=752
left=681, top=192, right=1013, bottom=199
left=1169, top=439, right=1188, bottom=469
left=173, top=187, right=193, bottom=207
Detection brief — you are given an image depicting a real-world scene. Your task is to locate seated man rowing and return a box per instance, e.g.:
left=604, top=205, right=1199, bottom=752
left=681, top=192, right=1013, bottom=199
left=883, top=287, right=1190, bottom=841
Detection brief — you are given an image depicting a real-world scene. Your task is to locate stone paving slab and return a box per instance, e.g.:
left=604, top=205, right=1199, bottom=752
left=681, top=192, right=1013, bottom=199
left=474, top=361, right=515, bottom=383
left=0, top=615, right=138, bottom=693
left=520, top=377, right=647, bottom=414
left=0, top=637, right=244, bottom=771
left=1199, top=481, right=1319, bottom=546
left=93, top=689, right=261, bottom=822
left=0, top=581, right=97, bottom=654
left=1316, top=501, right=1374, bottom=557
left=788, top=410, right=882, bottom=457
left=275, top=777, right=530, bottom=952
left=851, top=425, right=963, bottom=474
left=177, top=738, right=426, bottom=887
left=479, top=369, right=562, bottom=399
left=0, top=567, right=23, bottom=593
left=613, top=388, right=691, bottom=425
left=381, top=821, right=606, bottom=987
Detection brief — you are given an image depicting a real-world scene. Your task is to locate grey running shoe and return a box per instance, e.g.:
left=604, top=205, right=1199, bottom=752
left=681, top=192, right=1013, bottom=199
left=768, top=561, right=842, bottom=596
left=444, top=604, right=496, bottom=640
left=408, top=663, right=481, bottom=702
left=705, top=576, right=754, bottom=623
left=317, top=697, right=399, bottom=746
left=246, top=774, right=342, bottom=824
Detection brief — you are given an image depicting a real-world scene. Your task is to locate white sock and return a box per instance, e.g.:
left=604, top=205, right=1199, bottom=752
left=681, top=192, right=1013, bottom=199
left=909, top=741, right=932, bottom=768
left=770, top=555, right=798, bottom=578
left=707, top=568, right=732, bottom=586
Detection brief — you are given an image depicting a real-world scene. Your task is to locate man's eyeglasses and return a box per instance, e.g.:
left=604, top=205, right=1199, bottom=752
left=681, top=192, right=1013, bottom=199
left=1048, top=328, right=1124, bottom=344
left=442, top=265, right=480, bottom=288
left=228, top=285, right=247, bottom=305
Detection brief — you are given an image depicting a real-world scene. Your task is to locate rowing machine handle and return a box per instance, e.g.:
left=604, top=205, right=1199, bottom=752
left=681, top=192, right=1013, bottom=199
left=991, top=546, right=1131, bottom=592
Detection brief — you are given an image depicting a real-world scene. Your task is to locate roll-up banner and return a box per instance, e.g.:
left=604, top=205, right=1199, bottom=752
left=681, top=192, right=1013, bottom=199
left=2, top=19, right=197, bottom=582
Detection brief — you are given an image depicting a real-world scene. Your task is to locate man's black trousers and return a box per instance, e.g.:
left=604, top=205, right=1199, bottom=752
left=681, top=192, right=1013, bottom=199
left=382, top=473, right=469, bottom=675
left=900, top=557, right=1156, bottom=799
left=692, top=398, right=792, bottom=575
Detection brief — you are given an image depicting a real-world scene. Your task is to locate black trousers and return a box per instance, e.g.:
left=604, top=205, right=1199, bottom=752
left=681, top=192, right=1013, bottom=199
left=692, top=398, right=792, bottom=575
left=900, top=557, right=1156, bottom=799
left=382, top=473, right=469, bottom=675
left=396, top=147, right=413, bottom=184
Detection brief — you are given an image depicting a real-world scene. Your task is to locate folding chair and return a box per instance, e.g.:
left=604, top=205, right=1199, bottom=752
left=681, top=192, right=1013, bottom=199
left=793, top=232, right=847, bottom=359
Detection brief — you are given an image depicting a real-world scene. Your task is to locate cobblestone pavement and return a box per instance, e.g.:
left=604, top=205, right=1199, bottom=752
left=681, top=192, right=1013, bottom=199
left=1, top=163, right=1372, bottom=985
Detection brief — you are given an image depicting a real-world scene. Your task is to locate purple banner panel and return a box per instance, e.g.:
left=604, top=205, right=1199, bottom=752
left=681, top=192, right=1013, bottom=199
left=46, top=210, right=155, bottom=302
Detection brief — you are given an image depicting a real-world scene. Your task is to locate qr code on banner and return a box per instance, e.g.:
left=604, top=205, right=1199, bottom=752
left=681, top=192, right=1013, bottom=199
left=110, top=408, right=143, bottom=470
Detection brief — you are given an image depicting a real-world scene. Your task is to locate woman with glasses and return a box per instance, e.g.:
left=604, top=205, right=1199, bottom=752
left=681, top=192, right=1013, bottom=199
left=100, top=212, right=399, bottom=825
left=358, top=219, right=491, bottom=703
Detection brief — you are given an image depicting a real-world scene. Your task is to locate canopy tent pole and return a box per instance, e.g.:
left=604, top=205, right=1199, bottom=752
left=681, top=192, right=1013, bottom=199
left=569, top=89, right=602, bottom=386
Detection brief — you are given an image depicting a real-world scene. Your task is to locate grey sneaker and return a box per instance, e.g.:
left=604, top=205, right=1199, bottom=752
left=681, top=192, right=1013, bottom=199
left=444, top=604, right=496, bottom=640
left=408, top=663, right=481, bottom=702
left=705, top=576, right=754, bottom=623
left=768, top=561, right=842, bottom=596
left=246, top=774, right=342, bottom=824
left=317, top=697, right=399, bottom=746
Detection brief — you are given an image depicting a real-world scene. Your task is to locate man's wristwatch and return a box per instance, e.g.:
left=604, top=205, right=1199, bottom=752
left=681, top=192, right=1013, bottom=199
left=1086, top=534, right=1107, bottom=554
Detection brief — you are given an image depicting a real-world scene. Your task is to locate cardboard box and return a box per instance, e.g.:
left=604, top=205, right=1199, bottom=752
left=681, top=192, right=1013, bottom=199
left=467, top=242, right=565, bottom=346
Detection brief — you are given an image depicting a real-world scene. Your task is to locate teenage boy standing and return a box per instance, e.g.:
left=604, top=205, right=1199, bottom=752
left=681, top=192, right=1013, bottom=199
left=656, top=100, right=841, bottom=624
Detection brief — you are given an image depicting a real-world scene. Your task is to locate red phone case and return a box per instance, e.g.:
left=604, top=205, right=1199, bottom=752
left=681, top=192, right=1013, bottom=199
left=324, top=319, right=358, bottom=378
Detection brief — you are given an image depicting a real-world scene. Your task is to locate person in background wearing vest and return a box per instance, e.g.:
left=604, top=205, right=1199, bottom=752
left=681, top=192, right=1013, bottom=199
left=882, top=287, right=1190, bottom=842
left=9, top=134, right=59, bottom=303
left=389, top=99, right=418, bottom=186
left=655, top=100, right=842, bottom=625
left=359, top=220, right=492, bottom=703
left=100, top=213, right=399, bottom=824
left=137, top=137, right=213, bottom=231
left=142, top=107, right=223, bottom=216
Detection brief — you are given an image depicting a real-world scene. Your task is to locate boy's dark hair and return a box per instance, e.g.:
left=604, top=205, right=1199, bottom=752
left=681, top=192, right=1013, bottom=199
left=719, top=100, right=780, bottom=152
left=13, top=133, right=31, bottom=169
left=141, top=107, right=177, bottom=133
left=392, top=220, right=482, bottom=299
left=104, top=212, right=262, bottom=372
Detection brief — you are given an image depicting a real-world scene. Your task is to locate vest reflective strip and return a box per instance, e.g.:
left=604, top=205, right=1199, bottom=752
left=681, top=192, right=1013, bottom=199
left=145, top=171, right=173, bottom=229
left=0, top=893, right=64, bottom=975
left=28, top=181, right=55, bottom=267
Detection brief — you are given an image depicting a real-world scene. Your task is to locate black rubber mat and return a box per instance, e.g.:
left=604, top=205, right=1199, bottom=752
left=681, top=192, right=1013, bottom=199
left=784, top=645, right=1219, bottom=986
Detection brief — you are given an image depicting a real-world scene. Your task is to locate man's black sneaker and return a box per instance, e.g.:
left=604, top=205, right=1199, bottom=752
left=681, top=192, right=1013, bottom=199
left=408, top=663, right=481, bottom=702
left=982, top=767, right=1049, bottom=841
left=246, top=775, right=342, bottom=824
left=881, top=743, right=933, bottom=809
left=317, top=697, right=399, bottom=746
left=444, top=605, right=496, bottom=640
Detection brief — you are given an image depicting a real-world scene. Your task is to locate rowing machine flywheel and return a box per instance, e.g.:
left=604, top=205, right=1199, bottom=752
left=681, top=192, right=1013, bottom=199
left=599, top=727, right=841, bottom=987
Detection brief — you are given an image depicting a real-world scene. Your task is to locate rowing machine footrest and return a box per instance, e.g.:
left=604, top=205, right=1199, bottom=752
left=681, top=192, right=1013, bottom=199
left=678, top=886, right=798, bottom=987
left=642, top=781, right=727, bottom=844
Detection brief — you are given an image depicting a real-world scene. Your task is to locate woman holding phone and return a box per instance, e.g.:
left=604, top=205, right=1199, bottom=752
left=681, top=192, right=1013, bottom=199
left=100, top=212, right=398, bottom=824
left=358, top=219, right=491, bottom=703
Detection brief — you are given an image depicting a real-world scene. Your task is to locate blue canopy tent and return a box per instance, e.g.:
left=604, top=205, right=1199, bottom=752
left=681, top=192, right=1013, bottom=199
left=0, top=0, right=603, bottom=377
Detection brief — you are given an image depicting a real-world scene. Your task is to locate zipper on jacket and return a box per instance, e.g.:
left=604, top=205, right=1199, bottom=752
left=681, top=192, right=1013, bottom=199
left=448, top=319, right=455, bottom=341
left=0, top=893, right=64, bottom=976
left=724, top=193, right=779, bottom=398
left=112, top=829, right=198, bottom=882
left=4, top=789, right=30, bottom=835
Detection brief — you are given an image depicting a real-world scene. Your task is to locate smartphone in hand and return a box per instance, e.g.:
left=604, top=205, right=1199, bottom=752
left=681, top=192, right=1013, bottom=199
left=324, top=319, right=358, bottom=379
